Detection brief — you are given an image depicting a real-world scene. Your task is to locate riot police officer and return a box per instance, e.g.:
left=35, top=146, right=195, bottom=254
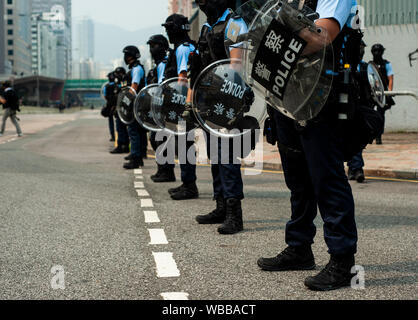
left=103, top=72, right=117, bottom=142
left=158, top=14, right=200, bottom=201
left=190, top=0, right=248, bottom=234
left=371, top=43, right=395, bottom=145
left=257, top=0, right=360, bottom=291
left=110, top=67, right=130, bottom=154
left=347, top=40, right=368, bottom=183
left=121, top=46, right=147, bottom=170
left=146, top=34, right=172, bottom=182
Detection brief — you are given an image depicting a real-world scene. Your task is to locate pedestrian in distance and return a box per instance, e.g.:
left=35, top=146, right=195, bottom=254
left=0, top=81, right=23, bottom=138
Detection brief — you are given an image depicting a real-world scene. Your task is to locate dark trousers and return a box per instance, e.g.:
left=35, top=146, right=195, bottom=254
left=348, top=151, right=364, bottom=171
left=178, top=132, right=197, bottom=184
left=273, top=110, right=357, bottom=256
left=205, top=134, right=244, bottom=200
left=127, top=121, right=145, bottom=158
left=115, top=116, right=129, bottom=146
left=377, top=107, right=386, bottom=139
left=108, top=115, right=115, bottom=140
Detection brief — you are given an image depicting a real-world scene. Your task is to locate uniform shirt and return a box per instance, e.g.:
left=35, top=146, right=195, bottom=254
left=157, top=59, right=167, bottom=84
left=102, top=81, right=115, bottom=97
left=385, top=62, right=394, bottom=77
left=131, top=64, right=146, bottom=86
left=316, top=0, right=357, bottom=30
left=176, top=44, right=195, bottom=75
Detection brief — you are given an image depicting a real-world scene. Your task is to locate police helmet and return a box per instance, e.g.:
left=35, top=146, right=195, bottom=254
left=162, top=14, right=190, bottom=33
left=115, top=67, right=126, bottom=75
left=123, top=46, right=141, bottom=59
left=371, top=44, right=385, bottom=53
left=147, top=34, right=169, bottom=50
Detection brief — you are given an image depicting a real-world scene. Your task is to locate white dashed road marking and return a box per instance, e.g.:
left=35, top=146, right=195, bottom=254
left=134, top=169, right=143, bottom=175
left=152, top=252, right=180, bottom=278
left=134, top=181, right=145, bottom=189
left=144, top=211, right=161, bottom=223
left=161, top=292, right=190, bottom=300
left=137, top=189, right=150, bottom=197
left=148, top=229, right=169, bottom=245
left=141, top=198, right=154, bottom=208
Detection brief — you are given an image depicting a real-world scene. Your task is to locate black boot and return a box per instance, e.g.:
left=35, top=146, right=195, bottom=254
left=218, top=199, right=244, bottom=235
left=168, top=184, right=185, bottom=196
left=110, top=145, right=129, bottom=154
left=196, top=197, right=226, bottom=224
left=125, top=154, right=133, bottom=161
left=305, top=254, right=355, bottom=291
left=347, top=168, right=355, bottom=181
left=123, top=157, right=144, bottom=170
left=171, top=182, right=199, bottom=201
left=152, top=167, right=176, bottom=183
left=151, top=165, right=164, bottom=181
left=354, top=169, right=365, bottom=183
left=257, top=246, right=316, bottom=271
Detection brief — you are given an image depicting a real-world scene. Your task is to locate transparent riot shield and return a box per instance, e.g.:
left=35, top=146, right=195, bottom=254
left=192, top=58, right=265, bottom=138
left=367, top=63, right=386, bottom=109
left=134, top=84, right=162, bottom=132
left=116, top=86, right=137, bottom=125
left=225, top=0, right=334, bottom=121
left=151, top=77, right=197, bottom=136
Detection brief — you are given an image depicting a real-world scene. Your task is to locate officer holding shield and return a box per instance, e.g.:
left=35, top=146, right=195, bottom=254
left=121, top=46, right=147, bottom=170
left=256, top=0, right=360, bottom=291
left=157, top=14, right=200, bottom=201
left=190, top=0, right=249, bottom=235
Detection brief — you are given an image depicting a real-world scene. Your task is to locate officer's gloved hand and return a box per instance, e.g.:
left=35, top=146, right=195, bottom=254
left=182, top=102, right=199, bottom=125
left=242, top=86, right=255, bottom=113
left=277, top=3, right=309, bottom=33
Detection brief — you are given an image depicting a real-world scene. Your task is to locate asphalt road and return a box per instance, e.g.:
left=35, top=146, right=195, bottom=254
left=0, top=111, right=417, bottom=300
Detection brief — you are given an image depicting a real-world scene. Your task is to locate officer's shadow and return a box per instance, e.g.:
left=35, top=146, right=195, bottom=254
left=242, top=219, right=287, bottom=233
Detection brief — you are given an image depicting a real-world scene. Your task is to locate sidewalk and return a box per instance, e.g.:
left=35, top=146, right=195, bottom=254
left=260, top=132, right=418, bottom=180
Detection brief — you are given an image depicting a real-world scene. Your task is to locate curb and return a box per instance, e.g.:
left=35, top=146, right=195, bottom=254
left=242, top=161, right=418, bottom=181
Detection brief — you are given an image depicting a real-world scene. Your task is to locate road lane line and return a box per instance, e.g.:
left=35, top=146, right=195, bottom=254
left=144, top=211, right=160, bottom=223
left=134, top=181, right=145, bottom=189
left=161, top=292, right=189, bottom=300
left=148, top=229, right=169, bottom=245
left=141, top=199, right=154, bottom=208
left=134, top=169, right=143, bottom=175
left=152, top=252, right=180, bottom=278
left=135, top=175, right=144, bottom=180
left=137, top=189, right=150, bottom=197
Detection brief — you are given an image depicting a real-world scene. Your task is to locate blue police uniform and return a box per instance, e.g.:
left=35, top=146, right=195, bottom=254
left=127, top=63, right=147, bottom=159
left=203, top=9, right=246, bottom=201
left=271, top=0, right=358, bottom=256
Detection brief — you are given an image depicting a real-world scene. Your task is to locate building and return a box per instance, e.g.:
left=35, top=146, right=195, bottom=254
left=31, top=13, right=59, bottom=78
left=0, top=0, right=5, bottom=75
left=168, top=0, right=193, bottom=17
left=357, top=0, right=418, bottom=132
left=32, top=0, right=72, bottom=79
left=3, top=0, right=33, bottom=76
left=72, top=17, right=95, bottom=79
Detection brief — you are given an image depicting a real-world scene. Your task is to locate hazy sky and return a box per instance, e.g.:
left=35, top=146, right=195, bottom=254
left=72, top=0, right=169, bottom=31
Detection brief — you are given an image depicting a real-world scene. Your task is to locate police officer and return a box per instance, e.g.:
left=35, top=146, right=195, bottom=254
left=0, top=81, right=22, bottom=137
left=103, top=72, right=117, bottom=142
left=146, top=34, right=173, bottom=182
left=347, top=40, right=368, bottom=183
left=257, top=0, right=360, bottom=291
left=189, top=0, right=248, bottom=234
left=110, top=67, right=130, bottom=154
left=121, top=46, right=147, bottom=170
left=371, top=43, right=395, bottom=145
left=157, top=14, right=200, bottom=201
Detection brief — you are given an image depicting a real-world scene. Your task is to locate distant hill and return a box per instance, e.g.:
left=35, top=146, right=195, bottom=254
left=94, top=22, right=165, bottom=64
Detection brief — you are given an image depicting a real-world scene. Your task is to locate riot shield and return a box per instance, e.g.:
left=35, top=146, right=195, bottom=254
left=367, top=63, right=386, bottom=109
left=151, top=77, right=197, bottom=136
left=134, top=84, right=162, bottom=132
left=225, top=0, right=334, bottom=121
left=192, top=58, right=265, bottom=138
left=116, top=86, right=137, bottom=125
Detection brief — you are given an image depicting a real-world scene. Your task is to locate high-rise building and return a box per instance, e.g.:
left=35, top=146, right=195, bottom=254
left=31, top=0, right=72, bottom=79
left=168, top=0, right=193, bottom=17
left=3, top=0, right=33, bottom=76
left=31, top=13, right=59, bottom=78
left=0, top=0, right=5, bottom=75
left=72, top=17, right=95, bottom=79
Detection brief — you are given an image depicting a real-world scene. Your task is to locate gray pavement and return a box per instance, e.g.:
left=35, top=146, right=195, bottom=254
left=0, top=112, right=417, bottom=300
